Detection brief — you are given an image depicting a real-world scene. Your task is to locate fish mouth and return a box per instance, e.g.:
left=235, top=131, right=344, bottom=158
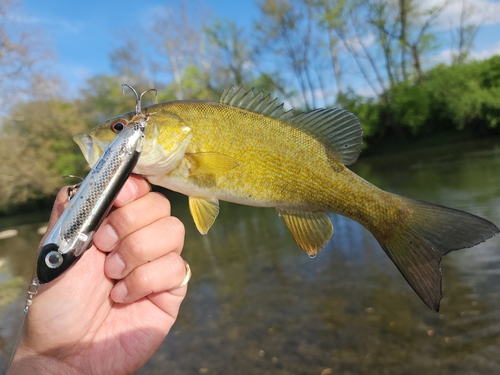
left=73, top=134, right=105, bottom=167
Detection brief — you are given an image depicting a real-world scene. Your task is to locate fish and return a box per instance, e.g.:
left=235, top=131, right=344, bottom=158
left=74, top=85, right=499, bottom=311
left=37, top=87, right=152, bottom=284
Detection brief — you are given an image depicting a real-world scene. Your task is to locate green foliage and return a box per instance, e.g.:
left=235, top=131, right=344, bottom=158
left=389, top=82, right=433, bottom=134
left=343, top=56, right=500, bottom=143
left=0, top=100, right=88, bottom=212
left=79, top=75, right=140, bottom=122
left=338, top=91, right=384, bottom=139
left=426, top=57, right=500, bottom=130
left=163, top=65, right=220, bottom=101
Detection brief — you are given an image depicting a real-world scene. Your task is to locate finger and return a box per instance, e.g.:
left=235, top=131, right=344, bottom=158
left=110, top=252, right=190, bottom=303
left=93, top=192, right=172, bottom=252
left=114, top=174, right=151, bottom=207
left=39, top=175, right=148, bottom=248
left=147, top=289, right=187, bottom=321
left=104, top=216, right=185, bottom=279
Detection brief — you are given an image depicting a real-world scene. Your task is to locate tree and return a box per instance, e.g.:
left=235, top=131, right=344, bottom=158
left=317, top=0, right=390, bottom=100
left=255, top=0, right=331, bottom=109
left=0, top=100, right=89, bottom=211
left=149, top=3, right=214, bottom=100
left=78, top=74, right=146, bottom=122
left=205, top=18, right=252, bottom=88
left=451, top=0, right=483, bottom=64
left=313, top=0, right=347, bottom=99
left=317, top=0, right=449, bottom=101
left=0, top=0, right=56, bottom=113
left=203, top=17, right=288, bottom=98
left=108, top=1, right=286, bottom=103
left=108, top=39, right=154, bottom=89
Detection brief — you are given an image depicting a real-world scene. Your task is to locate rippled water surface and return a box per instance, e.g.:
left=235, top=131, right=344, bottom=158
left=1, top=139, right=500, bottom=374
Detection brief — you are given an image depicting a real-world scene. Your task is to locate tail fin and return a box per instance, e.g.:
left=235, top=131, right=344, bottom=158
left=378, top=198, right=499, bottom=311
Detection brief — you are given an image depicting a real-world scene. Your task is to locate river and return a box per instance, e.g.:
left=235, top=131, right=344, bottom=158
left=1, top=138, right=500, bottom=374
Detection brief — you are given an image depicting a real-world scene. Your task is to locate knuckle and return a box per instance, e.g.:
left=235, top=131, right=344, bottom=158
left=111, top=207, right=139, bottom=234
left=151, top=192, right=171, bottom=215
left=168, top=253, right=185, bottom=277
left=124, top=233, right=149, bottom=262
left=165, top=217, right=185, bottom=237
left=136, top=268, right=155, bottom=291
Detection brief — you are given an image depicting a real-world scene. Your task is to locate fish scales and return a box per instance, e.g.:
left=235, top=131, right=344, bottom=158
left=182, top=100, right=408, bottom=238
left=155, top=101, right=382, bottom=213
left=74, top=86, right=499, bottom=311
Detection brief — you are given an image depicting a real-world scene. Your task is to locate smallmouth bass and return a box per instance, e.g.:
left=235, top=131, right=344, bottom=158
left=75, top=86, right=499, bottom=311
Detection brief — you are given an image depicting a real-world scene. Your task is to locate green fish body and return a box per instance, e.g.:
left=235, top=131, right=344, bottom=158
left=75, top=86, right=499, bottom=311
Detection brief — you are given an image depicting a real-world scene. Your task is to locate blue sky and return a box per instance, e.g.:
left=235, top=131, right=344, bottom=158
left=21, top=0, right=259, bottom=95
left=20, top=0, right=500, bottom=97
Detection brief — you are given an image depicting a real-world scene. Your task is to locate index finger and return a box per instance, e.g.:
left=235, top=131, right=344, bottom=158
left=39, top=174, right=150, bottom=247
left=114, top=174, right=151, bottom=207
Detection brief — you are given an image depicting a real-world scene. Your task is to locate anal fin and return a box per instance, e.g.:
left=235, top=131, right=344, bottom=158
left=189, top=197, right=220, bottom=234
left=276, top=209, right=333, bottom=256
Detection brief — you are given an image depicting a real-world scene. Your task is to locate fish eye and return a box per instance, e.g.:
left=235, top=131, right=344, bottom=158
left=110, top=119, right=128, bottom=133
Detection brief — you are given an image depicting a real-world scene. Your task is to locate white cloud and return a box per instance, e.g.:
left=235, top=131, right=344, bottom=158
left=423, top=0, right=500, bottom=30
left=353, top=85, right=377, bottom=99
left=427, top=40, right=500, bottom=66
left=341, top=32, right=376, bottom=53
left=7, top=12, right=83, bottom=34
left=470, top=40, right=500, bottom=60
left=429, top=48, right=454, bottom=65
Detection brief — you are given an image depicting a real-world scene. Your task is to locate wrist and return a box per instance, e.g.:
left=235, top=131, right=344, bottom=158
left=7, top=344, right=80, bottom=375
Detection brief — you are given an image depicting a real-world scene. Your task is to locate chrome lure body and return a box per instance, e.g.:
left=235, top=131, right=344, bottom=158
left=37, top=114, right=148, bottom=283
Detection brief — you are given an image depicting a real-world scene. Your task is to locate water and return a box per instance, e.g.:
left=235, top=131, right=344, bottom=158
left=1, top=139, right=500, bottom=374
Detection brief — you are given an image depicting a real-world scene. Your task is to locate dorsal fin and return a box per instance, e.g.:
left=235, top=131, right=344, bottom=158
left=289, top=108, right=363, bottom=165
left=220, top=85, right=294, bottom=121
left=220, top=85, right=363, bottom=165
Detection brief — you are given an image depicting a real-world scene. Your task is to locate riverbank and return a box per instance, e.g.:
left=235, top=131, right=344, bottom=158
left=0, top=209, right=51, bottom=230
left=360, top=130, right=500, bottom=158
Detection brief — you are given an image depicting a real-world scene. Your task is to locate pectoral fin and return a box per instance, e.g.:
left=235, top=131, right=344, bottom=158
left=189, top=197, right=220, bottom=234
left=276, top=209, right=333, bottom=256
left=185, top=152, right=239, bottom=174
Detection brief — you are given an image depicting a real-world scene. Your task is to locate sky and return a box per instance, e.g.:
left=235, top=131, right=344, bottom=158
left=20, top=0, right=259, bottom=95
left=18, top=0, right=500, bottom=98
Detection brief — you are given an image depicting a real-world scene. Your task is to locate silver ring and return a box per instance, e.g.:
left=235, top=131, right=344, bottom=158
left=177, top=260, right=191, bottom=289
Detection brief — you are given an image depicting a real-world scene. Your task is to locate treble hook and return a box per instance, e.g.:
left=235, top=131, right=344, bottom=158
left=62, top=175, right=84, bottom=201
left=122, top=84, right=158, bottom=115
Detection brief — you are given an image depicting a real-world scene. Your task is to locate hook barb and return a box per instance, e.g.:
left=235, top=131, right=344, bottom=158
left=121, top=84, right=157, bottom=115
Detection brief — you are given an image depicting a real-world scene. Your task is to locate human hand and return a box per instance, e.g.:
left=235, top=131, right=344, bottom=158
left=8, top=174, right=188, bottom=375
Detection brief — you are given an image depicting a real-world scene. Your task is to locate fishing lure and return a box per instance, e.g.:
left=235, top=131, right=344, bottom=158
left=36, top=85, right=156, bottom=284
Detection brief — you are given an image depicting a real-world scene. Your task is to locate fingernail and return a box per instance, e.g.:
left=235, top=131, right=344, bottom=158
left=99, top=224, right=119, bottom=251
left=107, top=253, right=126, bottom=278
left=116, top=180, right=138, bottom=205
left=112, top=282, right=128, bottom=302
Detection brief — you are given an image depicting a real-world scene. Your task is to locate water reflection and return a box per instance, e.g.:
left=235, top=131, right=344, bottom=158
left=2, top=139, right=500, bottom=374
